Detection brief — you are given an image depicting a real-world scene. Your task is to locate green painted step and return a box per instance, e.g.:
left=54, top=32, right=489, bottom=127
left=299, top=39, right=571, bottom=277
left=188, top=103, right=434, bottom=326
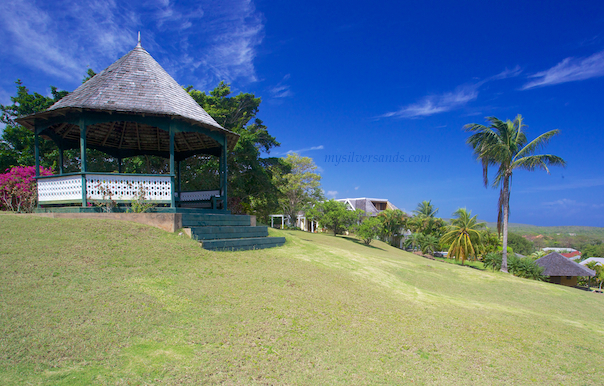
left=201, top=236, right=286, bottom=251
left=191, top=226, right=269, bottom=240
left=182, top=214, right=251, bottom=227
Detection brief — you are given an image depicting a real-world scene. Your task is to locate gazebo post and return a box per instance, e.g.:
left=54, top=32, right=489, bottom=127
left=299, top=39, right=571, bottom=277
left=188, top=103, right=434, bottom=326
left=169, top=123, right=176, bottom=208
left=80, top=119, right=87, bottom=208
left=34, top=131, right=40, bottom=178
left=222, top=134, right=228, bottom=210
left=58, top=146, right=64, bottom=175
left=176, top=160, right=181, bottom=198
left=117, top=158, right=122, bottom=173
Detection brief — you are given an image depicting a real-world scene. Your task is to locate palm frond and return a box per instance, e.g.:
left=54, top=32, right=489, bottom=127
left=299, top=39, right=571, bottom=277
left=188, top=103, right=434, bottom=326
left=515, top=129, right=561, bottom=159
left=512, top=154, right=566, bottom=172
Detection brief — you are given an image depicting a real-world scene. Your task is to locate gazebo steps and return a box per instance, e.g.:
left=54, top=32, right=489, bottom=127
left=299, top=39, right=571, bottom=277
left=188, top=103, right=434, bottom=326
left=182, top=213, right=285, bottom=251
left=182, top=213, right=251, bottom=227
left=191, top=226, right=268, bottom=240
left=199, top=236, right=286, bottom=251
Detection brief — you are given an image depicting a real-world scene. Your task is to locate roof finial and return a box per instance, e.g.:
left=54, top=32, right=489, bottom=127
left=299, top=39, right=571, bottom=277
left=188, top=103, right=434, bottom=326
left=137, top=31, right=141, bottom=47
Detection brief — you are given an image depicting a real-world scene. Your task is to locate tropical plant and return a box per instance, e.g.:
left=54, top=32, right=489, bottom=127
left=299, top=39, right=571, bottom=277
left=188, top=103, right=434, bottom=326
left=484, top=252, right=547, bottom=281
left=355, top=216, right=383, bottom=245
left=465, top=115, right=565, bottom=272
left=404, top=233, right=421, bottom=251
left=413, top=200, right=438, bottom=218
left=418, top=234, right=440, bottom=255
left=0, top=165, right=53, bottom=212
left=440, top=208, right=484, bottom=264
left=378, top=209, right=408, bottom=246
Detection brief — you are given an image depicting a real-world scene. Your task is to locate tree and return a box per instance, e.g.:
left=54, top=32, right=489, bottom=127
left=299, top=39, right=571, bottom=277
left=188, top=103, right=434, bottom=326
left=308, top=199, right=363, bottom=236
left=185, top=82, right=283, bottom=214
left=413, top=200, right=438, bottom=218
left=418, top=233, right=440, bottom=255
left=355, top=216, right=383, bottom=245
left=404, top=233, right=421, bottom=251
left=506, top=232, right=535, bottom=255
left=465, top=115, right=565, bottom=272
left=378, top=209, right=408, bottom=246
left=1, top=80, right=68, bottom=171
left=277, top=153, right=322, bottom=225
left=440, top=208, right=485, bottom=265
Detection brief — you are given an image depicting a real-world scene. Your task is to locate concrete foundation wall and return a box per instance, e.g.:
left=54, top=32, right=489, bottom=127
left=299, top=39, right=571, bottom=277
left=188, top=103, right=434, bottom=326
left=33, top=213, right=183, bottom=233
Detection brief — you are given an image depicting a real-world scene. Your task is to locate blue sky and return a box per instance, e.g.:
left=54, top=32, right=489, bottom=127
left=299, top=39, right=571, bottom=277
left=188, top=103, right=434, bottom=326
left=1, top=0, right=603, bottom=226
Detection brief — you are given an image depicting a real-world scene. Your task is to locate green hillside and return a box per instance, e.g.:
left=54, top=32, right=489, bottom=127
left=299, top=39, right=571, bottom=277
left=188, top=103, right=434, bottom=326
left=1, top=214, right=604, bottom=385
left=483, top=221, right=604, bottom=239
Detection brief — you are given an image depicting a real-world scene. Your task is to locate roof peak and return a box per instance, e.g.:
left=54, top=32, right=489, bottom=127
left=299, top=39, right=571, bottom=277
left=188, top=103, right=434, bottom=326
left=136, top=31, right=141, bottom=48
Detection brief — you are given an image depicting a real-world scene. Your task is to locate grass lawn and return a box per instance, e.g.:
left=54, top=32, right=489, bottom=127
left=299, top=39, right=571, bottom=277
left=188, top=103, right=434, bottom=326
left=1, top=214, right=604, bottom=385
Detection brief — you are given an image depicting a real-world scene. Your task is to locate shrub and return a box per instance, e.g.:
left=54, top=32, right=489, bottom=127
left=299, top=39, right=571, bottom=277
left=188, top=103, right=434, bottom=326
left=483, top=252, right=546, bottom=281
left=0, top=166, right=53, bottom=213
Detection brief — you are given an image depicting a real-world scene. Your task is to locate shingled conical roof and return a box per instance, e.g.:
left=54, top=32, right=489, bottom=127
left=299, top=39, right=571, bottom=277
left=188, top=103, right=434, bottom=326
left=17, top=42, right=239, bottom=159
left=47, top=42, right=223, bottom=131
left=535, top=252, right=596, bottom=277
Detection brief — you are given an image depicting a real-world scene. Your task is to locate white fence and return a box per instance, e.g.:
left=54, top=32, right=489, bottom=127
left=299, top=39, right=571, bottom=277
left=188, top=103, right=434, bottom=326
left=37, top=174, right=172, bottom=204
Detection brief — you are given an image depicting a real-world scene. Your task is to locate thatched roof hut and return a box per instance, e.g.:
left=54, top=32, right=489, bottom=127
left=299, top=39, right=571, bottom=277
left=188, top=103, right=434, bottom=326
left=535, top=252, right=595, bottom=286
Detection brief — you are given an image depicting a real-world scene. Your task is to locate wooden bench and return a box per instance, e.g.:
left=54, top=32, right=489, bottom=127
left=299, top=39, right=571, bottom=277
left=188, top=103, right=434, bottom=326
left=178, top=190, right=224, bottom=209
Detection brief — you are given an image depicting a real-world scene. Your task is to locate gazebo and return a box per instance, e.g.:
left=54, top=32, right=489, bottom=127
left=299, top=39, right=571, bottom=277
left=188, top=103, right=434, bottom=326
left=16, top=38, right=238, bottom=212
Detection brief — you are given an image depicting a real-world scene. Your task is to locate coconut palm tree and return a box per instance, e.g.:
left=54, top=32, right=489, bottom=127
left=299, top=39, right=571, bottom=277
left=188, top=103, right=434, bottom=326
left=413, top=200, right=439, bottom=218
left=440, top=208, right=485, bottom=265
left=465, top=115, right=565, bottom=272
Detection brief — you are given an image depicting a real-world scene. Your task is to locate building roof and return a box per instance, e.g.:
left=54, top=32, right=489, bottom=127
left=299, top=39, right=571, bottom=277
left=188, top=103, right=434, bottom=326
left=336, top=198, right=399, bottom=216
left=580, top=257, right=604, bottom=267
left=16, top=42, right=239, bottom=158
left=561, top=251, right=582, bottom=258
left=542, top=247, right=577, bottom=253
left=535, top=252, right=596, bottom=277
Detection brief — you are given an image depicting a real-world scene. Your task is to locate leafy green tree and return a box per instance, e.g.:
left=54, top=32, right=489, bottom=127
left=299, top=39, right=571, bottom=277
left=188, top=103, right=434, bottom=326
left=277, top=153, right=322, bottom=225
left=186, top=82, right=283, bottom=214
left=506, top=232, right=535, bottom=255
left=440, top=208, right=485, bottom=265
left=378, top=209, right=408, bottom=246
left=465, top=115, right=565, bottom=272
left=0, top=80, right=68, bottom=170
left=308, top=199, right=363, bottom=236
left=355, top=216, right=383, bottom=245
left=476, top=228, right=501, bottom=258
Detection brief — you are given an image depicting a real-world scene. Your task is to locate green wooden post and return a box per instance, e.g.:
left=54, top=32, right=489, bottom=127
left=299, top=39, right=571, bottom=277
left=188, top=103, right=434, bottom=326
left=169, top=123, right=176, bottom=208
left=222, top=135, right=228, bottom=210
left=176, top=160, right=181, bottom=198
left=59, top=146, right=64, bottom=175
left=34, top=131, right=40, bottom=177
left=80, top=119, right=87, bottom=208
left=118, top=158, right=122, bottom=173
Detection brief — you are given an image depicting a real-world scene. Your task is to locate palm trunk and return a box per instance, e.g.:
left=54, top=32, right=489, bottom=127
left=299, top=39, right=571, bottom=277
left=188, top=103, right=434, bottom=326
left=501, top=175, right=510, bottom=273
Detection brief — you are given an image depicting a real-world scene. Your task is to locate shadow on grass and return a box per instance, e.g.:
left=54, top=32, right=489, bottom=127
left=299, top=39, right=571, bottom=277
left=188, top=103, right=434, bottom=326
left=340, top=236, right=386, bottom=251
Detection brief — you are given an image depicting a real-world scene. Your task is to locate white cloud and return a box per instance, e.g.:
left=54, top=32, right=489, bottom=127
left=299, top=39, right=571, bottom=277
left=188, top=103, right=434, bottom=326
left=270, top=74, right=292, bottom=98
left=381, top=85, right=479, bottom=119
left=326, top=190, right=338, bottom=198
left=0, top=0, right=264, bottom=88
left=381, top=67, right=521, bottom=119
left=522, top=50, right=604, bottom=90
left=354, top=186, right=359, bottom=190
left=276, top=145, right=324, bottom=156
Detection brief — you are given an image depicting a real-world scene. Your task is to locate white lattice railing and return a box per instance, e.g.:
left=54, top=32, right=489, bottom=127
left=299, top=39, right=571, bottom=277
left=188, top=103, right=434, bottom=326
left=38, top=175, right=83, bottom=203
left=37, top=173, right=173, bottom=204
left=179, top=190, right=221, bottom=202
left=86, top=174, right=172, bottom=202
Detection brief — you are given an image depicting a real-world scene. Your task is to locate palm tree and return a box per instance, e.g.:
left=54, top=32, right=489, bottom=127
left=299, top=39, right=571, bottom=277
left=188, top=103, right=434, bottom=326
left=440, top=208, right=484, bottom=265
left=413, top=200, right=438, bottom=218
left=465, top=115, right=565, bottom=272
